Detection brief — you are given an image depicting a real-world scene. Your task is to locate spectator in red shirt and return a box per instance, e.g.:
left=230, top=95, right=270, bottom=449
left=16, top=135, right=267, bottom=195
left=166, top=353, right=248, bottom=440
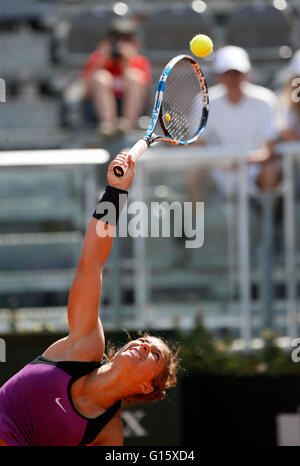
left=81, top=19, right=151, bottom=138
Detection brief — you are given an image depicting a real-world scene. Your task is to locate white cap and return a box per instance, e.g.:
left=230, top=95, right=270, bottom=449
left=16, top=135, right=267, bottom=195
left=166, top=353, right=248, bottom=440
left=213, top=46, right=251, bottom=74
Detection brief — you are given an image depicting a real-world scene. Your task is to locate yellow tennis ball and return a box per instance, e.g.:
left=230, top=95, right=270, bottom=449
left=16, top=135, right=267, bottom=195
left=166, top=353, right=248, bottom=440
left=190, top=34, right=213, bottom=58
left=164, top=113, right=171, bottom=122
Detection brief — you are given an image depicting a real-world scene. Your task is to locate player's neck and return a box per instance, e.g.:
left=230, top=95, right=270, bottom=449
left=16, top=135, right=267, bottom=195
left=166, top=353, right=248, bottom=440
left=77, top=363, right=134, bottom=409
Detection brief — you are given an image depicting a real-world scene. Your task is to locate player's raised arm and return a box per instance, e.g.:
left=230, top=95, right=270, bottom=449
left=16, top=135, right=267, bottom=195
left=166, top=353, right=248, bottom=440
left=67, top=154, right=135, bottom=344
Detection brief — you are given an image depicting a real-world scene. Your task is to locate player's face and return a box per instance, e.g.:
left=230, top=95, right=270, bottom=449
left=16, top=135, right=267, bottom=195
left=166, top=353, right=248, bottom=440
left=113, top=336, right=168, bottom=387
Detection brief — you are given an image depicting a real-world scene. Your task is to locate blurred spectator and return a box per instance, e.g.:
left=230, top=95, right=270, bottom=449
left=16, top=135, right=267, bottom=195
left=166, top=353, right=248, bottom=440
left=189, top=46, right=281, bottom=199
left=81, top=18, right=151, bottom=138
left=279, top=50, right=300, bottom=141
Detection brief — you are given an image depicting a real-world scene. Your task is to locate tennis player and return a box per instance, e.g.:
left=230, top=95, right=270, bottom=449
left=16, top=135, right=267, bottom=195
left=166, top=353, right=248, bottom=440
left=0, top=153, right=179, bottom=446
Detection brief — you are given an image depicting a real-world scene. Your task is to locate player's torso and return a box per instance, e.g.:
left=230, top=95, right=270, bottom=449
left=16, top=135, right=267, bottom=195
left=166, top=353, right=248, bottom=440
left=0, top=360, right=87, bottom=446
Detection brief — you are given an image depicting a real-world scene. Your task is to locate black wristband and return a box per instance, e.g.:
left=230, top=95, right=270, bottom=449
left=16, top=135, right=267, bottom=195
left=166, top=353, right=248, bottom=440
left=93, top=185, right=128, bottom=226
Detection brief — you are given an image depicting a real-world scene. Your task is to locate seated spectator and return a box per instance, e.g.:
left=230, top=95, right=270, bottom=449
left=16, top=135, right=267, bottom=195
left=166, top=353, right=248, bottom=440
left=279, top=50, right=300, bottom=141
left=81, top=19, right=151, bottom=139
left=188, top=46, right=281, bottom=199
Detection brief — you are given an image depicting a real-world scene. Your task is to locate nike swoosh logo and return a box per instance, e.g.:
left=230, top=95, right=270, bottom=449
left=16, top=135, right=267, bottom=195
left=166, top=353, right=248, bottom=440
left=55, top=397, right=67, bottom=414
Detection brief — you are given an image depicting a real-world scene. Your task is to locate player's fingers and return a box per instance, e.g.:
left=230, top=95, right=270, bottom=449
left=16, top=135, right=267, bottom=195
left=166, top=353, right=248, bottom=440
left=115, top=153, right=128, bottom=162
left=126, top=155, right=136, bottom=173
left=114, top=152, right=129, bottom=164
left=111, top=154, right=129, bottom=167
left=108, top=152, right=135, bottom=180
left=127, top=154, right=135, bottom=167
left=110, top=157, right=126, bottom=167
left=108, top=155, right=128, bottom=171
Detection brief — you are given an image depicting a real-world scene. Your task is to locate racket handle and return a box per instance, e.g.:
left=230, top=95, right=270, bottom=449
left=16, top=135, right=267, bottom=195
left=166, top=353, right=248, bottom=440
left=113, top=139, right=149, bottom=177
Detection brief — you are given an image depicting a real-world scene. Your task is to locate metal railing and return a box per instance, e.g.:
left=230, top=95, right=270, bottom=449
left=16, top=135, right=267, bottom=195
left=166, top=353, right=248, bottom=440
left=1, top=143, right=300, bottom=348
left=128, top=142, right=300, bottom=346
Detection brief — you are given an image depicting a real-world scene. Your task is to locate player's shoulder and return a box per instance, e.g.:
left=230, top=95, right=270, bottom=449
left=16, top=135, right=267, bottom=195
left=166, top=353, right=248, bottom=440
left=243, top=82, right=278, bottom=106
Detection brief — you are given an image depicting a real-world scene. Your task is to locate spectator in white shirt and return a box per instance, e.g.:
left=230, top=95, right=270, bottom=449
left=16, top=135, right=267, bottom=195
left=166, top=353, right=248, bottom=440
left=189, top=46, right=281, bottom=198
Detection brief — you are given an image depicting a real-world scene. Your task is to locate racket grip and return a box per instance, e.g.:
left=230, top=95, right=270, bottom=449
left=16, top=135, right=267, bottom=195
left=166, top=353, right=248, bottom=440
left=113, top=139, right=149, bottom=177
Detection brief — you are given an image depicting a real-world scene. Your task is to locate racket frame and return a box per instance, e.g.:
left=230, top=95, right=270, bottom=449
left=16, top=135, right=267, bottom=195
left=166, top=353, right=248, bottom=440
left=145, top=54, right=209, bottom=146
left=113, top=54, right=209, bottom=177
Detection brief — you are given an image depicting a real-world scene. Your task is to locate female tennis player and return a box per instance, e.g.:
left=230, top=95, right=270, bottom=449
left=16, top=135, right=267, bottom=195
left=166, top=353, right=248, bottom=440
left=0, top=153, right=179, bottom=446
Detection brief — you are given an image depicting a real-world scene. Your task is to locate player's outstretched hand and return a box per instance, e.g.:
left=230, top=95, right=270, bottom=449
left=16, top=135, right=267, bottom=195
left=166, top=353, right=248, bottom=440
left=107, top=152, right=135, bottom=191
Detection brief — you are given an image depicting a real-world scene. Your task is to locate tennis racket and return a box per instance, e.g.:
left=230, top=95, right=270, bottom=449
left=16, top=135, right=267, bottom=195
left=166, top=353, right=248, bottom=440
left=113, top=54, right=209, bottom=177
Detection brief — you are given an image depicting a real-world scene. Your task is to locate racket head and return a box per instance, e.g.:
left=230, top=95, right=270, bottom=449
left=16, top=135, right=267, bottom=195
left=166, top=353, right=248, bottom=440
left=145, top=55, right=209, bottom=146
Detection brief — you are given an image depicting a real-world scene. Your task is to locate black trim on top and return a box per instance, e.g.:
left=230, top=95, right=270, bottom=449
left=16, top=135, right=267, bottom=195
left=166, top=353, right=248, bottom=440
left=30, top=355, right=121, bottom=445
left=30, top=355, right=104, bottom=378
left=79, top=399, right=121, bottom=445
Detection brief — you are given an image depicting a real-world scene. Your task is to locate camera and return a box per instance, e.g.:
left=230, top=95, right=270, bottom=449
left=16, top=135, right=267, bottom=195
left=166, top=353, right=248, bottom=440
left=112, top=40, right=122, bottom=59
left=107, top=23, right=135, bottom=61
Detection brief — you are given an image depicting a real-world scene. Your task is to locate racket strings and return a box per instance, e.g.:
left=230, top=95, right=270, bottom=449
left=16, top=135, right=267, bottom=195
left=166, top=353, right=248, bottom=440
left=160, top=60, right=204, bottom=142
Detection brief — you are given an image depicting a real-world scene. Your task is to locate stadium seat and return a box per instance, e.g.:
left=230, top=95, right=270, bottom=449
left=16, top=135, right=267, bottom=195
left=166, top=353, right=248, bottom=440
left=0, top=32, right=51, bottom=77
left=0, top=100, right=61, bottom=129
left=0, top=241, right=81, bottom=272
left=0, top=169, right=83, bottom=226
left=141, top=4, right=214, bottom=61
left=55, top=6, right=119, bottom=65
left=0, top=0, right=55, bottom=26
left=226, top=3, right=297, bottom=59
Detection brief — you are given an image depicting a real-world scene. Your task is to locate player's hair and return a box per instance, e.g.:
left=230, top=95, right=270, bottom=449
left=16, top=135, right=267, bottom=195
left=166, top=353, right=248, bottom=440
left=105, top=332, right=180, bottom=407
